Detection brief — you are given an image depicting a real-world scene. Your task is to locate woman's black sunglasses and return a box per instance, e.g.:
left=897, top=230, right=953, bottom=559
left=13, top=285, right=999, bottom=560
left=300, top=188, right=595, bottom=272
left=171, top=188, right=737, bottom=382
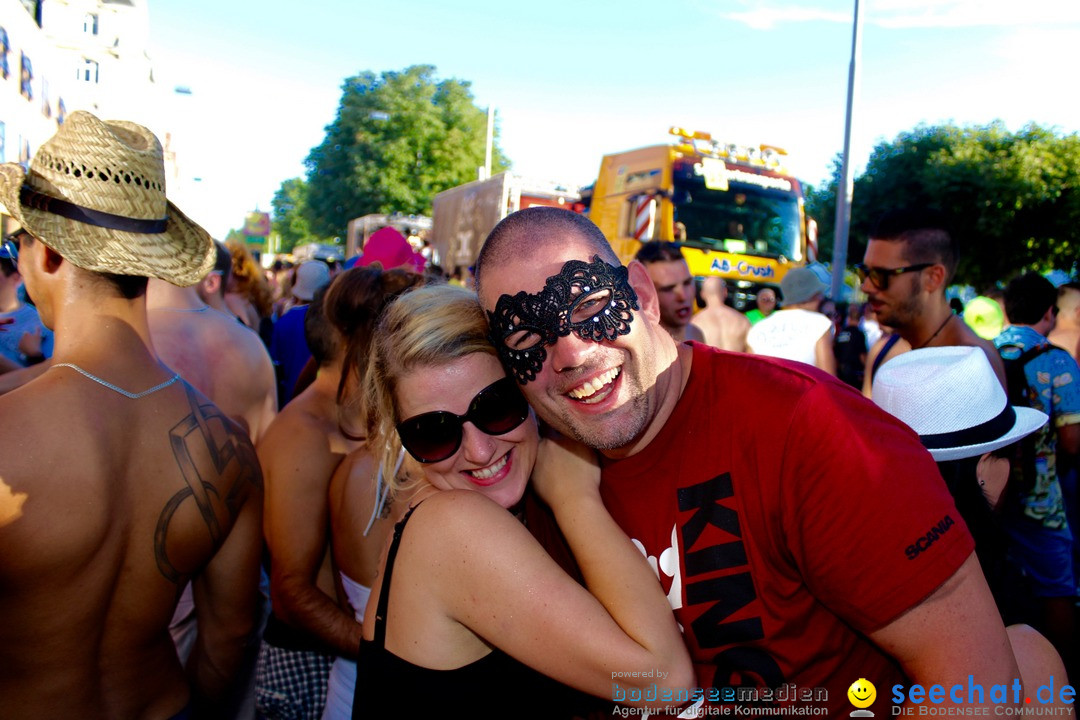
left=396, top=377, right=530, bottom=464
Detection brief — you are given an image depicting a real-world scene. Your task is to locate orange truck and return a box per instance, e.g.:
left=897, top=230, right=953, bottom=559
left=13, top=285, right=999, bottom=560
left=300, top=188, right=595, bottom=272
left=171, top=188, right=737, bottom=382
left=586, top=127, right=817, bottom=309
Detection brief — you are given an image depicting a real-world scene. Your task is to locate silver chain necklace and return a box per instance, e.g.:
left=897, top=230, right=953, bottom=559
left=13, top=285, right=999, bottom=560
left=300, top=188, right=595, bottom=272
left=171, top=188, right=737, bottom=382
left=52, top=363, right=181, bottom=399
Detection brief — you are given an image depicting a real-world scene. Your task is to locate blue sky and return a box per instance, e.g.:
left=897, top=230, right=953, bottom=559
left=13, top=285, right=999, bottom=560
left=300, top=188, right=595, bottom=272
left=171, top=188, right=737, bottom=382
left=146, top=0, right=1080, bottom=238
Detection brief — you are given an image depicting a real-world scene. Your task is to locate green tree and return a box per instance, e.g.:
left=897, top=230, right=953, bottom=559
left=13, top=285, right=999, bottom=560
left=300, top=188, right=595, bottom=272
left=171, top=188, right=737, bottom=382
left=271, top=177, right=324, bottom=253
left=304, top=65, right=510, bottom=239
left=809, top=122, right=1080, bottom=289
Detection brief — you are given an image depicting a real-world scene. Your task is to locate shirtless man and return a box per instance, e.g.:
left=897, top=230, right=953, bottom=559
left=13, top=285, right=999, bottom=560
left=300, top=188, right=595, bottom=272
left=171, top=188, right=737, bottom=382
left=1049, top=282, right=1080, bottom=363
left=690, top=277, right=750, bottom=352
left=148, top=244, right=277, bottom=443
left=195, top=240, right=235, bottom=315
left=256, top=282, right=358, bottom=717
left=0, top=240, right=50, bottom=388
left=633, top=241, right=704, bottom=343
left=860, top=208, right=1006, bottom=396
left=0, top=111, right=263, bottom=719
left=257, top=267, right=425, bottom=718
left=146, top=243, right=277, bottom=715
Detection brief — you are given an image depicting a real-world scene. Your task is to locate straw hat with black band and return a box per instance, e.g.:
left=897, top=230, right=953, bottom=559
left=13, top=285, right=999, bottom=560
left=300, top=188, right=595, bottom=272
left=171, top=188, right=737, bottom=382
left=0, top=111, right=213, bottom=287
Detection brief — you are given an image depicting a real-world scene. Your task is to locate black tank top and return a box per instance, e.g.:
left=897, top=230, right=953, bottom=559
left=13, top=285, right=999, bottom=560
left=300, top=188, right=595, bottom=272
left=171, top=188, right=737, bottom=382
left=352, top=503, right=607, bottom=719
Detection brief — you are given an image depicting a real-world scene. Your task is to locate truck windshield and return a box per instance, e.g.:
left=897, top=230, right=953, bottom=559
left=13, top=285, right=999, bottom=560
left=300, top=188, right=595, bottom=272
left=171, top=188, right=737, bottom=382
left=672, top=175, right=801, bottom=261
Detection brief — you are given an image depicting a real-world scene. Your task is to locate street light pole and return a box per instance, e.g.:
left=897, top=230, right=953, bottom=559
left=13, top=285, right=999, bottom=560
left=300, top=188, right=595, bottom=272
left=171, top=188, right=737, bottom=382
left=831, top=0, right=864, bottom=299
left=480, top=105, right=495, bottom=181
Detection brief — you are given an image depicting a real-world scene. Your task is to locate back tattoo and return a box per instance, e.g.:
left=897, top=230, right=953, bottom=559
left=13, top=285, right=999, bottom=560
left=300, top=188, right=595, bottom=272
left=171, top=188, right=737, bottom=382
left=154, top=383, right=261, bottom=583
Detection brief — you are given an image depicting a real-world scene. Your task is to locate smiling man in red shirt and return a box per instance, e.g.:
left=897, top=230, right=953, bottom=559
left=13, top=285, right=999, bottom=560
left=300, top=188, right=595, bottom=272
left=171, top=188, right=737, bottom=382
left=475, top=206, right=1020, bottom=716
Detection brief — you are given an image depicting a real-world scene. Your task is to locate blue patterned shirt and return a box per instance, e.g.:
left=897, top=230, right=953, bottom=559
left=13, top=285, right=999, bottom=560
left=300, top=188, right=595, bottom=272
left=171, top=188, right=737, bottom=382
left=995, top=325, right=1080, bottom=529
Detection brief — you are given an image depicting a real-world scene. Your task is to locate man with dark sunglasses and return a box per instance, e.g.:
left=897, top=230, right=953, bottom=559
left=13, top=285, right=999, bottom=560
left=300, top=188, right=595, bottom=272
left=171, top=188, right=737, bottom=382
left=475, top=206, right=1024, bottom=717
left=0, top=113, right=263, bottom=719
left=860, top=208, right=1006, bottom=397
left=0, top=229, right=51, bottom=374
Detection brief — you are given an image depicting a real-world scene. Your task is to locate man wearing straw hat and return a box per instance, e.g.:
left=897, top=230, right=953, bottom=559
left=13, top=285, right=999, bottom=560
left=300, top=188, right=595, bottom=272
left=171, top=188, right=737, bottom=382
left=0, top=112, right=264, bottom=719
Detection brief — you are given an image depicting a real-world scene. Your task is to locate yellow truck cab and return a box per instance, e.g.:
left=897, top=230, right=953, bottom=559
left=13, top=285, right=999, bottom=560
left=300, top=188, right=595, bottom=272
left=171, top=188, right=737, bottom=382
left=587, top=128, right=817, bottom=309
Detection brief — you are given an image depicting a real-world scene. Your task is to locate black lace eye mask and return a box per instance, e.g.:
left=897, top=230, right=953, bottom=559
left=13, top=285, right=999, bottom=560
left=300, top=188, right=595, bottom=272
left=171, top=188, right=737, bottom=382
left=487, top=256, right=640, bottom=384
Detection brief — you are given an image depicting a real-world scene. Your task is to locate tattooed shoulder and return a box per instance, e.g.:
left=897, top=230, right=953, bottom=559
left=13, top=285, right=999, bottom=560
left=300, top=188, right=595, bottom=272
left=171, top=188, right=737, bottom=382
left=154, top=383, right=262, bottom=583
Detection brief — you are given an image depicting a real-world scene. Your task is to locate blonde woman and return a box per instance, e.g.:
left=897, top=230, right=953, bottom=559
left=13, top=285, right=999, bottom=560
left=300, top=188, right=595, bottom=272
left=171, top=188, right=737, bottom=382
left=345, top=284, right=692, bottom=718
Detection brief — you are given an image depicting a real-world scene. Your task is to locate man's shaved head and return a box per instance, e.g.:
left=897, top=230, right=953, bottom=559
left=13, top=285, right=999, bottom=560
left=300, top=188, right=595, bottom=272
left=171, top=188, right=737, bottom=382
left=1057, top=282, right=1080, bottom=315
left=475, top=206, right=618, bottom=298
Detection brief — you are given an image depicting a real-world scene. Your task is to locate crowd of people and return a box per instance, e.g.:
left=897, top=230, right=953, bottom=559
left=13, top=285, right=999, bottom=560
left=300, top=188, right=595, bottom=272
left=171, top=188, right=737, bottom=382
left=0, top=113, right=1077, bottom=720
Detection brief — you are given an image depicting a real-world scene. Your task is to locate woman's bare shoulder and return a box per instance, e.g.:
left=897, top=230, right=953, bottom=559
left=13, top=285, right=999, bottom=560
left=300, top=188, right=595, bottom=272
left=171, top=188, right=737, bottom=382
left=399, top=490, right=538, bottom=560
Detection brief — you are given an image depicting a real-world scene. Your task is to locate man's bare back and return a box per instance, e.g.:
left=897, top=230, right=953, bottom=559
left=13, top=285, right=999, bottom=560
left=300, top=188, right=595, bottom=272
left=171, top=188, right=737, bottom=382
left=1049, top=284, right=1080, bottom=362
left=259, top=365, right=364, bottom=654
left=1049, top=326, right=1080, bottom=363
left=146, top=281, right=275, bottom=715
left=692, top=304, right=750, bottom=351
left=0, top=111, right=265, bottom=719
left=148, top=281, right=277, bottom=443
left=0, top=366, right=262, bottom=719
left=692, top=278, right=750, bottom=352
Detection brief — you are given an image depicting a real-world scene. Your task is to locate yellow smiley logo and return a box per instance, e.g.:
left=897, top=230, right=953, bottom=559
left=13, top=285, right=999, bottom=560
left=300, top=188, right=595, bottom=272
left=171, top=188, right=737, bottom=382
left=848, top=678, right=876, bottom=709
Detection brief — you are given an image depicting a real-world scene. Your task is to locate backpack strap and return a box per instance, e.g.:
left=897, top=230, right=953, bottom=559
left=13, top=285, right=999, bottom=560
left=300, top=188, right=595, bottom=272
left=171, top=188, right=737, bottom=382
left=997, top=341, right=1056, bottom=498
left=1000, top=342, right=1055, bottom=407
left=870, top=333, right=903, bottom=382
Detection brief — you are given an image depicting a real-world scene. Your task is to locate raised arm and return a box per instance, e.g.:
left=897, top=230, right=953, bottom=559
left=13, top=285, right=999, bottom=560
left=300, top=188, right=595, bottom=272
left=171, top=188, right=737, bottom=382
left=259, top=425, right=361, bottom=657
left=405, top=437, right=693, bottom=710
left=530, top=435, right=695, bottom=701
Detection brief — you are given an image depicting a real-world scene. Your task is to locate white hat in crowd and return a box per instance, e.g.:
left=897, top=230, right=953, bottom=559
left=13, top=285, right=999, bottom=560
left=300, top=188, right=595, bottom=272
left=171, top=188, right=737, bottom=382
left=292, top=260, right=330, bottom=302
left=872, top=346, right=1048, bottom=462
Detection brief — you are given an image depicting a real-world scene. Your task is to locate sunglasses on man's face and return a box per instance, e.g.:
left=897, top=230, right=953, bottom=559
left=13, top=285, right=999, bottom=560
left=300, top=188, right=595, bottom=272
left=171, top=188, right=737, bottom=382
left=1, top=238, right=19, bottom=263
left=854, top=262, right=934, bottom=290
left=396, top=377, right=530, bottom=464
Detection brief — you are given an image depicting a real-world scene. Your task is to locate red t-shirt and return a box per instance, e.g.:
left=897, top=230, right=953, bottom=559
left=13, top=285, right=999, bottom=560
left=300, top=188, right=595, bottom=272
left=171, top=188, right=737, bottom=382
left=601, top=343, right=974, bottom=716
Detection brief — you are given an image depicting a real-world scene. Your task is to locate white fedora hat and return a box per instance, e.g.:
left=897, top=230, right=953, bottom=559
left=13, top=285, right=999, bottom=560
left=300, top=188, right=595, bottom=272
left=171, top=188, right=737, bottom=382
left=873, top=346, right=1048, bottom=462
